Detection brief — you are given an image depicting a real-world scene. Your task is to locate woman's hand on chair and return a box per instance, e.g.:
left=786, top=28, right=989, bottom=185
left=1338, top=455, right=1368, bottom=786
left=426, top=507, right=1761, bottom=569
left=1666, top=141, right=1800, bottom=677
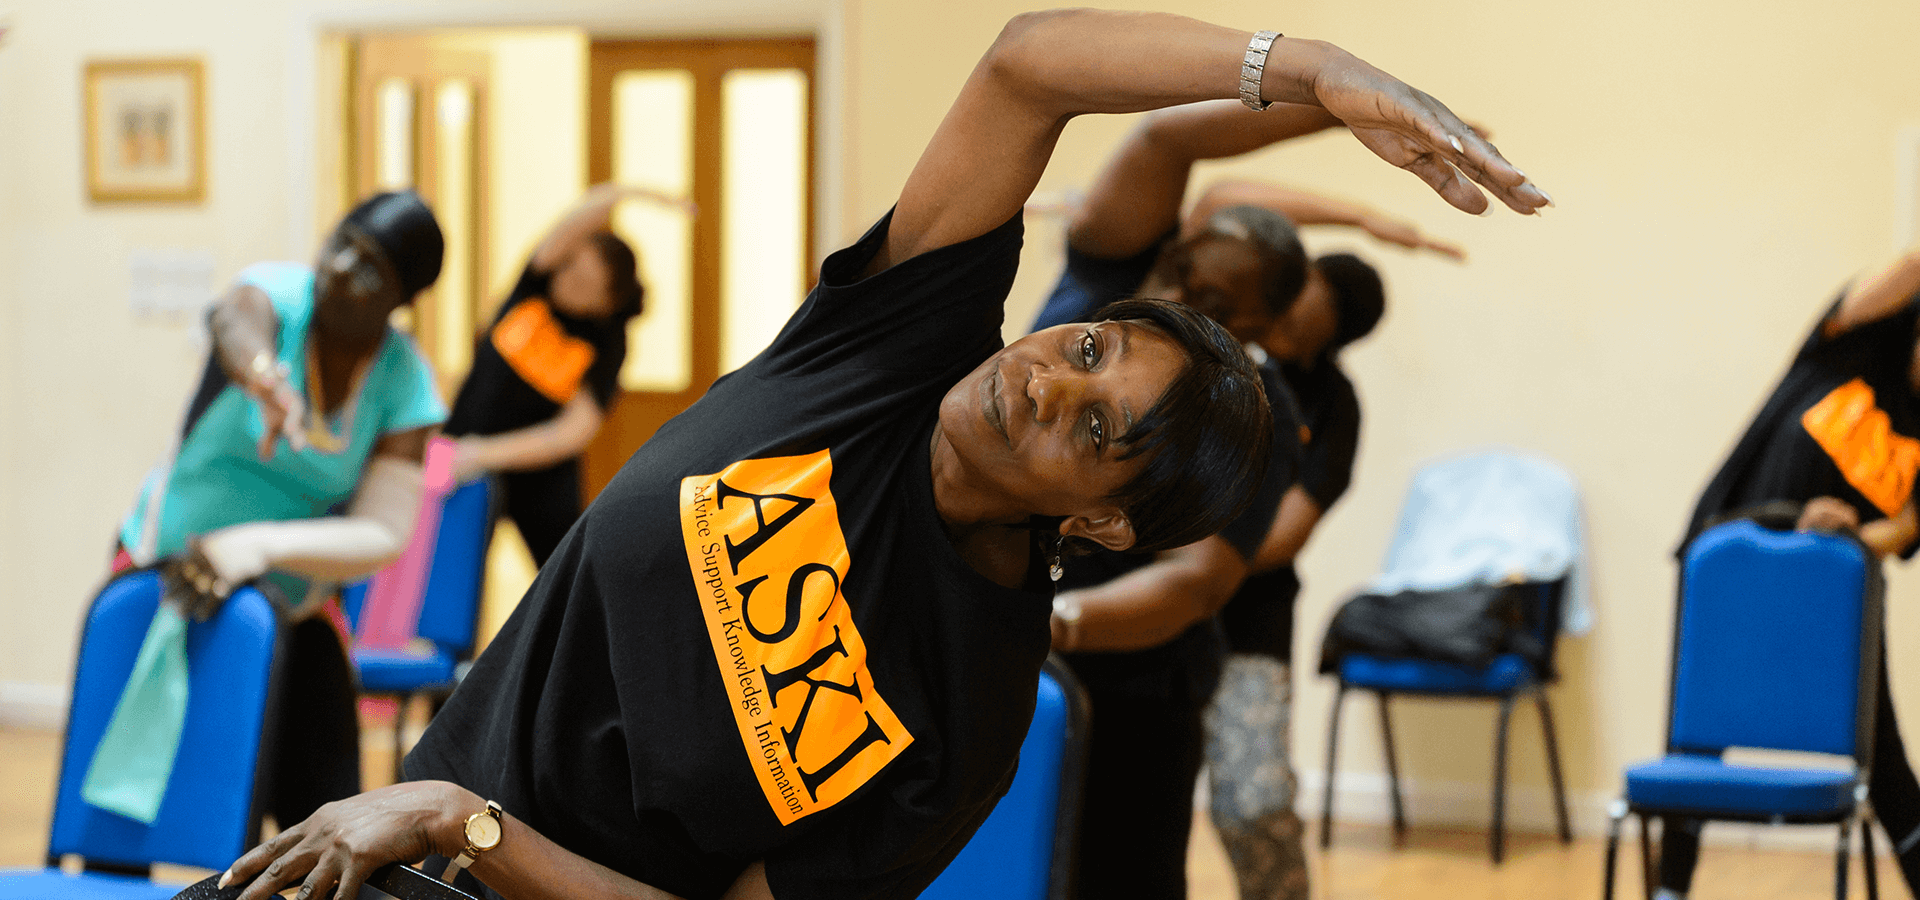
left=1796, top=496, right=1861, bottom=534
left=224, top=781, right=470, bottom=900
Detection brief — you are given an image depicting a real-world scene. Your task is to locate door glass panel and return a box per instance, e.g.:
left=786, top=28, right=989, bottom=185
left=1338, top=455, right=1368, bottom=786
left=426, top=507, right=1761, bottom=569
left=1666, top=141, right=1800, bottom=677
left=375, top=78, right=414, bottom=190
left=720, top=68, right=808, bottom=374
left=432, top=79, right=476, bottom=375
left=612, top=69, right=694, bottom=392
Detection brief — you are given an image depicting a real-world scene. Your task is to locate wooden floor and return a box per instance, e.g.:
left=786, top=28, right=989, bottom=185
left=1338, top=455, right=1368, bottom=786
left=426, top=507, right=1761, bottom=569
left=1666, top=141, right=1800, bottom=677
left=2, top=722, right=1903, bottom=899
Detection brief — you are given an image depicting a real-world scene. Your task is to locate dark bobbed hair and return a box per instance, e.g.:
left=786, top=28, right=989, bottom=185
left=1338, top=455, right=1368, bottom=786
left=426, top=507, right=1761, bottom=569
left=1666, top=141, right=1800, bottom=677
left=1164, top=205, right=1308, bottom=318
left=342, top=190, right=444, bottom=298
left=1089, top=298, right=1274, bottom=554
left=588, top=231, right=646, bottom=321
left=1319, top=252, right=1386, bottom=355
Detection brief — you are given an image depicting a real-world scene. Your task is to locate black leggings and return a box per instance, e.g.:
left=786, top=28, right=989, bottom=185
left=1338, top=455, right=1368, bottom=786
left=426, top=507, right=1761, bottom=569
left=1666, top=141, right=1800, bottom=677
left=497, top=461, right=584, bottom=569
left=1659, top=641, right=1920, bottom=895
left=264, top=616, right=362, bottom=825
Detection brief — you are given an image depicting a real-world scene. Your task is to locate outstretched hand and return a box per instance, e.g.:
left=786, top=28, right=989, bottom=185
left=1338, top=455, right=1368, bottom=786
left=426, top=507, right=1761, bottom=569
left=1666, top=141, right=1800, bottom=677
left=1310, top=48, right=1549, bottom=216
left=223, top=782, right=466, bottom=900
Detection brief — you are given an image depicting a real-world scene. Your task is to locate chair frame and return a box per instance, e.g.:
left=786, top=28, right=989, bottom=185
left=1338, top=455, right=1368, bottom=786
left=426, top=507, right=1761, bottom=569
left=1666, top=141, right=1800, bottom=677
left=1600, top=525, right=1884, bottom=900
left=352, top=476, right=497, bottom=782
left=39, top=567, right=286, bottom=880
left=1040, top=654, right=1092, bottom=900
left=1320, top=578, right=1573, bottom=863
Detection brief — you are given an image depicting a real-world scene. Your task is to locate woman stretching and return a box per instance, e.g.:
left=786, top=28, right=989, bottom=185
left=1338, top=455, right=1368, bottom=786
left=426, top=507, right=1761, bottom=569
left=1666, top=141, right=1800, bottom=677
left=222, top=10, right=1546, bottom=900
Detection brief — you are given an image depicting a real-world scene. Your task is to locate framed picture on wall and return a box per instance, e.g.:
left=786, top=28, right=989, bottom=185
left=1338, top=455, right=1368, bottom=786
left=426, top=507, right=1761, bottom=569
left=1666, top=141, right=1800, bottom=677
left=84, top=57, right=206, bottom=203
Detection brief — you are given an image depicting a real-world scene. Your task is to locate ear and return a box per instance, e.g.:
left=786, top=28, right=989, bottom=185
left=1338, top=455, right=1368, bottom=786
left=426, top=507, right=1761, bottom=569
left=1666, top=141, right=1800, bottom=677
left=1061, top=510, right=1136, bottom=553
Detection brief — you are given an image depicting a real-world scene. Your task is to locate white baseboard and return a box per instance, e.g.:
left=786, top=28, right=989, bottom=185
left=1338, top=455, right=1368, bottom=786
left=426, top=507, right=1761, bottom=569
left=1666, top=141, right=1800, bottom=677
left=0, top=681, right=66, bottom=730
left=1291, top=770, right=1864, bottom=852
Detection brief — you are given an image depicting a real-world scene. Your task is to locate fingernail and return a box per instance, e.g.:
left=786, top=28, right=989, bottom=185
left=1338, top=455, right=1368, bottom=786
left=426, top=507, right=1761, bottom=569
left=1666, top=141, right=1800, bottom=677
left=1448, top=135, right=1464, bottom=153
left=218, top=870, right=232, bottom=889
left=1532, top=184, right=1556, bottom=207
left=1476, top=206, right=1495, bottom=218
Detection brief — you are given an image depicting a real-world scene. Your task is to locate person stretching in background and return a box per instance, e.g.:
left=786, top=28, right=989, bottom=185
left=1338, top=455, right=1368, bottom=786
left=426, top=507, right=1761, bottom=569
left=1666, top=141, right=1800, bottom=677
left=443, top=185, right=680, bottom=566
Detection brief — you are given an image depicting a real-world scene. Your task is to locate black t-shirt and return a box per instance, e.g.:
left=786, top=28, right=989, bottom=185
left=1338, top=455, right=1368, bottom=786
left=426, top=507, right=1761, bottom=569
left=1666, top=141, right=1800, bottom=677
left=444, top=264, right=628, bottom=439
left=1687, top=290, right=1920, bottom=558
left=1038, top=232, right=1302, bottom=696
left=1220, top=357, right=1362, bottom=659
left=407, top=212, right=1056, bottom=900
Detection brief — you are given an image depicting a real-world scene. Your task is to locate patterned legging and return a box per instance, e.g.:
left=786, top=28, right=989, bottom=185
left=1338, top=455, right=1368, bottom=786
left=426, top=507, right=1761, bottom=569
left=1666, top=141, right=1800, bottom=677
left=1203, top=654, right=1310, bottom=900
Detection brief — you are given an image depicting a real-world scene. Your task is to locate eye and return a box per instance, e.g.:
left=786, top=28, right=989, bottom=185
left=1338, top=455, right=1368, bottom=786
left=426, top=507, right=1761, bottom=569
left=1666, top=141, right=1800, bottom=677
left=1089, top=412, right=1106, bottom=452
left=1079, top=330, right=1100, bottom=369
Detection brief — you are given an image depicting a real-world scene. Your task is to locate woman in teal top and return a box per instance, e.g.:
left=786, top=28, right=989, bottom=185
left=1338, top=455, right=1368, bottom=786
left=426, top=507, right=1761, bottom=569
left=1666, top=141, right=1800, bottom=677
left=112, top=190, right=447, bottom=826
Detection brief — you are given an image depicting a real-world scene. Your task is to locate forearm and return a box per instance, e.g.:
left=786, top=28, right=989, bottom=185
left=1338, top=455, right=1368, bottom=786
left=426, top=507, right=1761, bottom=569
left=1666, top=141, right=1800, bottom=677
left=458, top=394, right=601, bottom=476
left=208, top=285, right=281, bottom=389
left=531, top=186, right=621, bottom=272
left=1860, top=505, right=1918, bottom=558
left=1194, top=181, right=1369, bottom=230
left=469, top=800, right=686, bottom=900
left=198, top=455, right=423, bottom=584
left=1067, top=552, right=1244, bottom=648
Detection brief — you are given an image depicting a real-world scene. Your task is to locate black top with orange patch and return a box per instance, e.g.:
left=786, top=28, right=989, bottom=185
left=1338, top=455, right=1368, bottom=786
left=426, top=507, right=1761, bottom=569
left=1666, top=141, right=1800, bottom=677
left=444, top=264, right=627, bottom=438
left=1688, top=290, right=1920, bottom=558
left=408, top=212, right=1050, bottom=900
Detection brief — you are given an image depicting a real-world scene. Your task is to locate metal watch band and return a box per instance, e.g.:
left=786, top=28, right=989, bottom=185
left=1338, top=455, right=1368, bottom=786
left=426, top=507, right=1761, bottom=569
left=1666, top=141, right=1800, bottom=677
left=1239, top=30, right=1282, bottom=111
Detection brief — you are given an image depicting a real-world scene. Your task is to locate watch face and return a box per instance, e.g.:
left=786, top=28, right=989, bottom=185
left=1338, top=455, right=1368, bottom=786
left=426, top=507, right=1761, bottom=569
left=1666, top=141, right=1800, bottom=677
left=467, top=812, right=503, bottom=850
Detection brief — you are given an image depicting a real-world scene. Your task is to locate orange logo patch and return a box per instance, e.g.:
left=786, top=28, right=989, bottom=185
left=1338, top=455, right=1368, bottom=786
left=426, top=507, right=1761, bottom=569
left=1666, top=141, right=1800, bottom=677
left=492, top=300, right=594, bottom=404
left=1800, top=378, right=1920, bottom=517
left=679, top=450, right=911, bottom=824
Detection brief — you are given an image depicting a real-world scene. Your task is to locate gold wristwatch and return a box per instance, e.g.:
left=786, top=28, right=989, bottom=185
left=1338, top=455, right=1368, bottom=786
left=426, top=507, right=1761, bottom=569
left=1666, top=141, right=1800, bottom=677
left=440, top=800, right=503, bottom=883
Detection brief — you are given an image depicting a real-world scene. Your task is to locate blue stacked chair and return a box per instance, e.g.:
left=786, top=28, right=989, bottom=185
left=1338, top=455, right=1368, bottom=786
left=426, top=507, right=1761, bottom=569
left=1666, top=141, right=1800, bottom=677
left=345, top=476, right=495, bottom=780
left=920, top=656, right=1090, bottom=900
left=0, top=570, right=281, bottom=899
left=1602, top=519, right=1883, bottom=900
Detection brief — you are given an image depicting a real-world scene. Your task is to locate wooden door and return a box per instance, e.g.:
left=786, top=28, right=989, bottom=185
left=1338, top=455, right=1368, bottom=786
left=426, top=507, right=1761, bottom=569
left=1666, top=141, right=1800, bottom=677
left=348, top=35, right=491, bottom=393
left=582, top=38, right=816, bottom=498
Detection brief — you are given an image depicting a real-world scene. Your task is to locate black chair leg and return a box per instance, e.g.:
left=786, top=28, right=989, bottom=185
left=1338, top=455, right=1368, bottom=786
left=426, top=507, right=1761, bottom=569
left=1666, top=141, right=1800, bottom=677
left=1602, top=800, right=1627, bottom=900
left=1863, top=809, right=1881, bottom=900
left=1376, top=691, right=1407, bottom=844
left=1492, top=695, right=1516, bottom=865
left=1638, top=813, right=1655, bottom=900
left=1321, top=682, right=1347, bottom=849
left=1837, top=817, right=1854, bottom=900
left=1535, top=692, right=1573, bottom=843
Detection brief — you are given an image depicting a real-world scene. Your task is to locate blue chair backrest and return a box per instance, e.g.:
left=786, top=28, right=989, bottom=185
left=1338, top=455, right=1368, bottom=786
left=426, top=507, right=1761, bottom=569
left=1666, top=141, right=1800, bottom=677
left=920, top=658, right=1088, bottom=900
left=1671, top=520, right=1878, bottom=758
left=48, top=570, right=281, bottom=872
left=415, top=478, right=493, bottom=654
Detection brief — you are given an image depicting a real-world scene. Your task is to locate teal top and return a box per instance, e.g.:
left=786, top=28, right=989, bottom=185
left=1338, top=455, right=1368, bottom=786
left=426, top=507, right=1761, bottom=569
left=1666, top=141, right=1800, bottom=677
left=120, top=262, right=447, bottom=587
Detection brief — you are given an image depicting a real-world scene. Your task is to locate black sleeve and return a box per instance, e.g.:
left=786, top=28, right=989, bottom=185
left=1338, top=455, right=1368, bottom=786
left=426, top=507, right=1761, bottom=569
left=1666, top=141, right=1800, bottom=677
left=1027, top=230, right=1173, bottom=333
left=582, top=324, right=627, bottom=409
left=505, top=261, right=554, bottom=309
left=1299, top=369, right=1361, bottom=511
left=1216, top=367, right=1304, bottom=561
left=753, top=209, right=1024, bottom=379
left=1797, top=287, right=1920, bottom=383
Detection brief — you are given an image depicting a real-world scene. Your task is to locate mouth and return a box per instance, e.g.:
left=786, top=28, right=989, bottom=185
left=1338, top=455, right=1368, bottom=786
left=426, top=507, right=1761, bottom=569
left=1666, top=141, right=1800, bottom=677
left=982, top=364, right=1011, bottom=446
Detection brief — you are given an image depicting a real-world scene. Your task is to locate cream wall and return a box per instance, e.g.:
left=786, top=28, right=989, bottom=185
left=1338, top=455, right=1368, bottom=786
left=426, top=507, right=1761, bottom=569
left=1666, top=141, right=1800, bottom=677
left=0, top=0, right=831, bottom=726
left=6, top=0, right=1920, bottom=846
left=837, top=0, right=1920, bottom=838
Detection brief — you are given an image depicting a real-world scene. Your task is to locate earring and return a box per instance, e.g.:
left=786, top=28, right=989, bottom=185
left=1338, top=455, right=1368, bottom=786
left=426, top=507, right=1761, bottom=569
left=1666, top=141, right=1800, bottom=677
left=1047, top=535, right=1065, bottom=583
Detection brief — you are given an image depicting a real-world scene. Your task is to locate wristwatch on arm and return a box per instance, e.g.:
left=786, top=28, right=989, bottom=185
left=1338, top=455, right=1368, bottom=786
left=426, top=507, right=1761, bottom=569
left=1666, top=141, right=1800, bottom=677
left=440, top=800, right=504, bottom=883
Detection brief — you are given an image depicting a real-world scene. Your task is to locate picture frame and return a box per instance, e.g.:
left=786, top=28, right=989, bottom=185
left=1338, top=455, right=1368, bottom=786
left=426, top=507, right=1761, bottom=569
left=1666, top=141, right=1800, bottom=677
left=84, top=57, right=206, bottom=203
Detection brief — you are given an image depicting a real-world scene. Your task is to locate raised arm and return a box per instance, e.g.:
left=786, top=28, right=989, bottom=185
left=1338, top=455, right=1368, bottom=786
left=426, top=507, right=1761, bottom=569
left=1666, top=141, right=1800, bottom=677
left=530, top=183, right=693, bottom=273
left=1826, top=246, right=1920, bottom=337
left=207, top=283, right=306, bottom=458
left=1068, top=100, right=1341, bottom=259
left=1050, top=535, right=1250, bottom=653
left=1186, top=180, right=1467, bottom=261
left=877, top=9, right=1546, bottom=274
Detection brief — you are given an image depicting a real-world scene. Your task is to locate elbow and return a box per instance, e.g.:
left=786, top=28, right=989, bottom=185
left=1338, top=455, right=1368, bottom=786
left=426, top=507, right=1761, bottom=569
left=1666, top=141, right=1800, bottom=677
left=982, top=9, right=1083, bottom=102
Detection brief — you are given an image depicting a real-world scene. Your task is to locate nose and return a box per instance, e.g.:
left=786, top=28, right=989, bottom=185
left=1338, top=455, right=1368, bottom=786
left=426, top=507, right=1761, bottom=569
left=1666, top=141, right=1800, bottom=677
left=1026, top=361, right=1085, bottom=425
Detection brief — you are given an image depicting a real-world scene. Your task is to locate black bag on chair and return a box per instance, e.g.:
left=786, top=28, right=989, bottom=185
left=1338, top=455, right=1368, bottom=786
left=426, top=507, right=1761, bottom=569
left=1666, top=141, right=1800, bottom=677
left=1317, top=582, right=1545, bottom=673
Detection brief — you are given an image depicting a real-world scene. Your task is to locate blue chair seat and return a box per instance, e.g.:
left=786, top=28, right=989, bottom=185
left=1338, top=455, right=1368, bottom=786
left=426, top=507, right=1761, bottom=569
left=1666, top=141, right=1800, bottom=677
left=1624, top=754, right=1857, bottom=819
left=354, top=646, right=456, bottom=693
left=0, top=870, right=189, bottom=900
left=1339, top=651, right=1536, bottom=694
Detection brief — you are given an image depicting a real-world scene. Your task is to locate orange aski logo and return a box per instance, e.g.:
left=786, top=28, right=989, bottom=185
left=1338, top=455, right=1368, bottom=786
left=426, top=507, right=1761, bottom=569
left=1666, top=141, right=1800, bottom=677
left=679, top=449, right=912, bottom=824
